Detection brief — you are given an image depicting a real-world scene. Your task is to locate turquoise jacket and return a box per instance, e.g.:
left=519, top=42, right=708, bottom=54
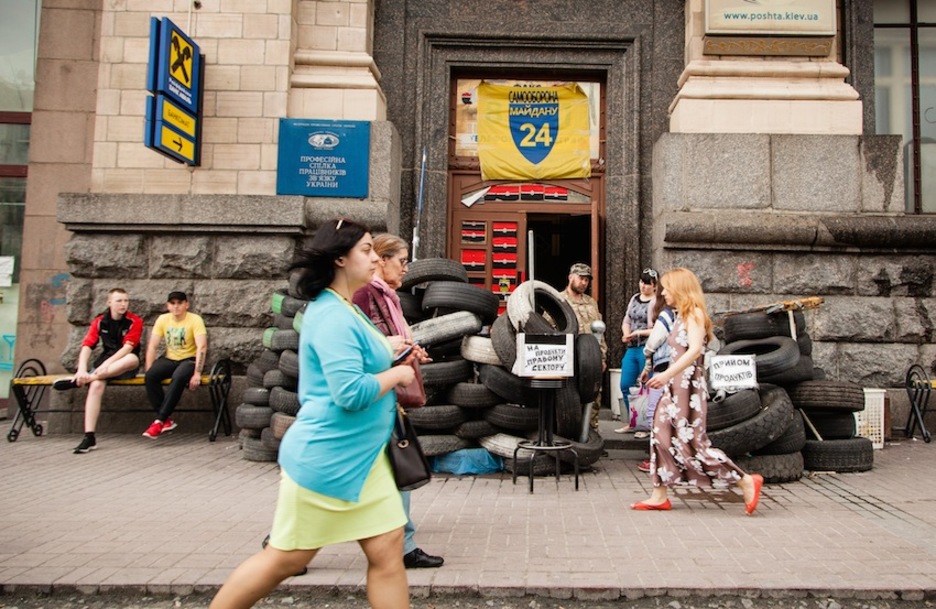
left=278, top=289, right=395, bottom=502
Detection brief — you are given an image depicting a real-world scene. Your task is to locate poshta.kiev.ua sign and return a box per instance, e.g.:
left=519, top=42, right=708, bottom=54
left=706, top=0, right=835, bottom=36
left=477, top=82, right=590, bottom=181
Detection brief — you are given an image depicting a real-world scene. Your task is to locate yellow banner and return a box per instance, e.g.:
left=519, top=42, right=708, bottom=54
left=477, top=82, right=591, bottom=181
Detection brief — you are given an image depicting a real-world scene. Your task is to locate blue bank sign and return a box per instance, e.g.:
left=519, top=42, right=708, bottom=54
left=276, top=119, right=370, bottom=198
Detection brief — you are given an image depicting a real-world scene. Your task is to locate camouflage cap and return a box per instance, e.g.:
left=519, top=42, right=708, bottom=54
left=569, top=263, right=592, bottom=277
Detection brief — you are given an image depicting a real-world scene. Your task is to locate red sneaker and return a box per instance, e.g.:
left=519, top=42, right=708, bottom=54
left=161, top=418, right=178, bottom=432
left=637, top=459, right=651, bottom=473
left=142, top=420, right=163, bottom=439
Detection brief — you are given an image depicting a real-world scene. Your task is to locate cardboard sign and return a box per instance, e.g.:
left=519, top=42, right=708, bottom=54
left=708, top=355, right=758, bottom=390
left=513, top=333, right=574, bottom=378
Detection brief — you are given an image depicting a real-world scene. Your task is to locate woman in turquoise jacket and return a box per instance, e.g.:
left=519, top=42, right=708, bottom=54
left=211, top=218, right=417, bottom=609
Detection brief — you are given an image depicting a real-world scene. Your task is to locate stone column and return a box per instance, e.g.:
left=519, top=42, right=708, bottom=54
left=669, top=0, right=862, bottom=134
left=288, top=0, right=386, bottom=120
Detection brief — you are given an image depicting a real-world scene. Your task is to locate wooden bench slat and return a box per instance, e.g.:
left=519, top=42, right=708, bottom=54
left=13, top=374, right=215, bottom=386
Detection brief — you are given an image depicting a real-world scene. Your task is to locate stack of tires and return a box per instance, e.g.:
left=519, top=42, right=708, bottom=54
left=790, top=381, right=874, bottom=473
left=236, top=284, right=305, bottom=462
left=402, top=261, right=604, bottom=476
left=707, top=310, right=873, bottom=481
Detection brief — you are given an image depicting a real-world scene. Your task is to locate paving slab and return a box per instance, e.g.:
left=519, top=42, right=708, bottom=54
left=1, top=431, right=935, bottom=599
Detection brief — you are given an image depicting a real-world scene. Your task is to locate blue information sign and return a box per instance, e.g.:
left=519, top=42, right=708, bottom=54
left=276, top=119, right=370, bottom=198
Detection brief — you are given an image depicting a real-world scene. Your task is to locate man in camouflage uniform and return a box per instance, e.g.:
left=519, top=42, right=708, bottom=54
left=557, top=263, right=607, bottom=431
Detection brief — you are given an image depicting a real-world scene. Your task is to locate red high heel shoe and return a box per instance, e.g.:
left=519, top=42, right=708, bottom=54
left=745, top=474, right=763, bottom=515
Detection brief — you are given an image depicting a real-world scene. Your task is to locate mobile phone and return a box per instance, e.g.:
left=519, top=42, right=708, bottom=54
left=393, top=342, right=417, bottom=364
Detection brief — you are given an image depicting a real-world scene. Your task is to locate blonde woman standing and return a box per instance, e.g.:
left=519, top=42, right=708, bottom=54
left=631, top=268, right=763, bottom=515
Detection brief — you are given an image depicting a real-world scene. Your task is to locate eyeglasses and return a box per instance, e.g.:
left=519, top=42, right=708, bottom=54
left=643, top=268, right=658, bottom=279
left=385, top=255, right=409, bottom=267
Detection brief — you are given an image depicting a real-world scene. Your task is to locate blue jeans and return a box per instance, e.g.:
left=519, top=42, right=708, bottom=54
left=619, top=346, right=646, bottom=415
left=401, top=490, right=417, bottom=555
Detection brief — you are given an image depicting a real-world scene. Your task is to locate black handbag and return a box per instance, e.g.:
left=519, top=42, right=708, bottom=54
left=387, top=407, right=432, bottom=491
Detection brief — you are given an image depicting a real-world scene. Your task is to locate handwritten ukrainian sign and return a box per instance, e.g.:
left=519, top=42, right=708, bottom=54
left=145, top=17, right=202, bottom=166
left=477, top=82, right=590, bottom=181
left=709, top=355, right=758, bottom=391
left=706, top=0, right=835, bottom=36
left=276, top=119, right=370, bottom=197
left=513, top=334, right=574, bottom=378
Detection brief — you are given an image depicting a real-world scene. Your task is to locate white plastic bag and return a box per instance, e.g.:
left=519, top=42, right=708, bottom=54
left=629, top=384, right=651, bottom=431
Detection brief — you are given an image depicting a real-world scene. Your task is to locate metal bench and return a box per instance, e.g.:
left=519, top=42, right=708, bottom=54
left=6, top=358, right=233, bottom=443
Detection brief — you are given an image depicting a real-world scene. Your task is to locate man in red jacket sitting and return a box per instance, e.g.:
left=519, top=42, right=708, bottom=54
left=54, top=287, right=144, bottom=454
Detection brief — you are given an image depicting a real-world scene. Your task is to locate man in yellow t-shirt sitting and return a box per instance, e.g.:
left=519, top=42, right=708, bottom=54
left=142, top=291, right=209, bottom=439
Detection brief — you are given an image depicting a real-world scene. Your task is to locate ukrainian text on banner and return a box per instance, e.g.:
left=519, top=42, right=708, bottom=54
left=477, top=82, right=591, bottom=181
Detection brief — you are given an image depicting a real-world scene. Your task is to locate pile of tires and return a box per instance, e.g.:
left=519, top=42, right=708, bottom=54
left=707, top=310, right=873, bottom=481
left=236, top=281, right=305, bottom=462
left=401, top=261, right=604, bottom=476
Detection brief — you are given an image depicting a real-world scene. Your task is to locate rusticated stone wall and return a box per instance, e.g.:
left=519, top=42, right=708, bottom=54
left=652, top=133, right=936, bottom=391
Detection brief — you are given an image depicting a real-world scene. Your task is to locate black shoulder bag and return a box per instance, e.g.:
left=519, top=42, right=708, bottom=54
left=387, top=407, right=432, bottom=491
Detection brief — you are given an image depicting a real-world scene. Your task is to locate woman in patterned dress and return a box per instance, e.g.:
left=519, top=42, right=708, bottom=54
left=630, top=268, right=763, bottom=514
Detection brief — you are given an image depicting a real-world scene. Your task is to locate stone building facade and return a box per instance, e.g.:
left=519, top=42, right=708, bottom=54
left=13, top=0, right=936, bottom=429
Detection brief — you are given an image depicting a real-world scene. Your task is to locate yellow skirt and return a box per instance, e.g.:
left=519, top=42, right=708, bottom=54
left=269, top=450, right=406, bottom=550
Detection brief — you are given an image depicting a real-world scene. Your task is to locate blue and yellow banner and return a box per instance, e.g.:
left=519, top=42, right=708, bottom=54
left=477, top=82, right=591, bottom=181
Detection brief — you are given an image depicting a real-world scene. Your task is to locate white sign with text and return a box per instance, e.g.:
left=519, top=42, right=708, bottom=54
left=513, top=333, right=574, bottom=378
left=708, top=354, right=758, bottom=391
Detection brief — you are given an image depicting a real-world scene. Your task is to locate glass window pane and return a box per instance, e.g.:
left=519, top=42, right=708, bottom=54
left=874, top=28, right=911, bottom=141
left=0, top=177, right=24, bottom=282
left=0, top=123, right=30, bottom=165
left=922, top=143, right=936, bottom=213
left=874, top=0, right=909, bottom=24
left=919, top=0, right=936, bottom=23
left=0, top=0, right=40, bottom=112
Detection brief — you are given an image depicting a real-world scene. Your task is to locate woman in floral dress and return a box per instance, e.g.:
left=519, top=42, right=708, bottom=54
left=631, top=268, right=763, bottom=514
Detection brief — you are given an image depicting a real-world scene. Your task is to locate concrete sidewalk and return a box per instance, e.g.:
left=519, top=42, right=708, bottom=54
left=1, top=429, right=935, bottom=600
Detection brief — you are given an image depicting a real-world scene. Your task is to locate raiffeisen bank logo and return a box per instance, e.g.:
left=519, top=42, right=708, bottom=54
left=308, top=132, right=340, bottom=150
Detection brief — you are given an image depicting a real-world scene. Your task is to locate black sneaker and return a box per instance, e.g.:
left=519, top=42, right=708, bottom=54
left=74, top=436, right=96, bottom=454
left=54, top=377, right=79, bottom=391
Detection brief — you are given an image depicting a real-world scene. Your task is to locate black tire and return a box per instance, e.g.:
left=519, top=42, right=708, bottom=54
left=479, top=364, right=531, bottom=405
left=254, top=349, right=281, bottom=374
left=291, top=304, right=307, bottom=333
left=446, top=382, right=502, bottom=408
left=802, top=411, right=856, bottom=440
left=398, top=290, right=424, bottom=324
left=407, top=404, right=467, bottom=431
left=796, top=334, right=813, bottom=356
left=261, top=426, right=281, bottom=452
left=483, top=403, right=540, bottom=432
left=421, top=358, right=474, bottom=387
left=722, top=311, right=807, bottom=343
left=263, top=327, right=300, bottom=352
left=708, top=385, right=796, bottom=457
left=269, top=386, right=301, bottom=416
left=239, top=427, right=262, bottom=442
left=554, top=382, right=583, bottom=438
left=400, top=258, right=469, bottom=289
left=425, top=337, right=463, bottom=361
left=802, top=437, right=873, bottom=472
left=242, top=387, right=271, bottom=407
left=460, top=335, right=502, bottom=366
left=411, top=311, right=484, bottom=347
left=788, top=380, right=866, bottom=412
left=242, top=436, right=278, bottom=462
left=263, top=369, right=297, bottom=391
left=505, top=452, right=560, bottom=477
left=555, top=428, right=605, bottom=467
left=506, top=280, right=578, bottom=334
left=273, top=314, right=295, bottom=330
left=270, top=411, right=295, bottom=439
left=707, top=389, right=762, bottom=432
left=278, top=349, right=300, bottom=379
left=574, top=334, right=603, bottom=403
left=246, top=363, right=266, bottom=387
left=734, top=452, right=804, bottom=484
left=423, top=281, right=500, bottom=324
left=752, top=412, right=806, bottom=455
left=718, top=336, right=800, bottom=379
left=418, top=434, right=472, bottom=457
left=454, top=419, right=503, bottom=440
left=759, top=355, right=814, bottom=386
left=271, top=290, right=306, bottom=317
left=489, top=314, right=517, bottom=368
left=287, top=269, right=304, bottom=299
left=236, top=404, right=274, bottom=430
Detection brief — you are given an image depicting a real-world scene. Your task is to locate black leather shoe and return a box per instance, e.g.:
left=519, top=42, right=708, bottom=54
left=403, top=548, right=444, bottom=569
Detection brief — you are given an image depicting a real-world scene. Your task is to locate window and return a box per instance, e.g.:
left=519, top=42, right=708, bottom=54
left=874, top=0, right=936, bottom=213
